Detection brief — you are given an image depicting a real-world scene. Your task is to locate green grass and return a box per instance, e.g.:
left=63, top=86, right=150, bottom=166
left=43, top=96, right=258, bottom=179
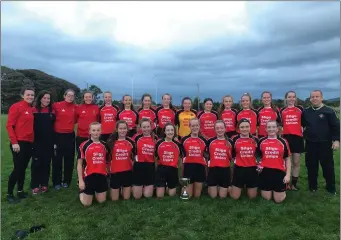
left=1, top=114, right=340, bottom=240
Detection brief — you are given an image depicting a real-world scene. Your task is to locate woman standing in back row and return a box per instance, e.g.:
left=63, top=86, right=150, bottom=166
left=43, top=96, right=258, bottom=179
left=156, top=93, right=177, bottom=138
left=99, top=91, right=120, bottom=142
left=218, top=95, right=238, bottom=138
left=197, top=98, right=218, bottom=140
left=236, top=93, right=258, bottom=136
left=116, top=94, right=139, bottom=137
left=138, top=94, right=158, bottom=134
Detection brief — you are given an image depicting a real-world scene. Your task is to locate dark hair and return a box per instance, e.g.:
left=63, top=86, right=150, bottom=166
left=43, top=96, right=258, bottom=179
left=214, top=120, right=232, bottom=148
left=82, top=91, right=94, bottom=104
left=237, top=118, right=251, bottom=128
left=266, top=120, right=279, bottom=128
left=141, top=93, right=152, bottom=109
left=121, top=94, right=134, bottom=110
left=240, top=93, right=253, bottom=109
left=34, top=90, right=54, bottom=113
left=181, top=97, right=192, bottom=109
left=218, top=95, right=233, bottom=119
left=202, top=98, right=214, bottom=111
left=106, top=120, right=129, bottom=154
left=20, top=86, right=35, bottom=96
left=163, top=122, right=177, bottom=139
left=139, top=118, right=158, bottom=142
left=261, top=91, right=278, bottom=113
left=162, top=93, right=175, bottom=110
left=284, top=90, right=297, bottom=106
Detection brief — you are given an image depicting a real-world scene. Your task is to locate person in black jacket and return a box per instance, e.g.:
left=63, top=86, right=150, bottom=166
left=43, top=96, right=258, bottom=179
left=31, top=90, right=56, bottom=194
left=302, top=90, right=340, bottom=194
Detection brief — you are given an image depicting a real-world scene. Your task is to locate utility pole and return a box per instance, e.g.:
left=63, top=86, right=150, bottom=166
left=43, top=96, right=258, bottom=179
left=131, top=76, right=134, bottom=105
left=197, top=83, right=200, bottom=112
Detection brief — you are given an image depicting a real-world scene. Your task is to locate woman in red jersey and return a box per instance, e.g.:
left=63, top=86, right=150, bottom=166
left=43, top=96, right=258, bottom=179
left=99, top=91, right=120, bottom=142
left=77, top=122, right=109, bottom=206
left=156, top=93, right=177, bottom=138
left=137, top=93, right=157, bottom=134
left=257, top=91, right=281, bottom=139
left=6, top=86, right=35, bottom=203
left=181, top=118, right=207, bottom=198
left=155, top=123, right=183, bottom=198
left=107, top=121, right=136, bottom=201
left=258, top=121, right=291, bottom=203
left=218, top=95, right=238, bottom=138
left=197, top=98, right=218, bottom=140
left=132, top=119, right=157, bottom=199
left=236, top=93, right=258, bottom=136
left=207, top=120, right=233, bottom=199
left=280, top=91, right=304, bottom=190
left=116, top=94, right=139, bottom=137
left=230, top=118, right=259, bottom=200
left=52, top=89, right=77, bottom=189
left=31, top=90, right=56, bottom=195
left=175, top=97, right=197, bottom=141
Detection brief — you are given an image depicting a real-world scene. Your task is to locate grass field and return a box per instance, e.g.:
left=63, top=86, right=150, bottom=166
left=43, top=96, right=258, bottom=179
left=1, top=114, right=340, bottom=240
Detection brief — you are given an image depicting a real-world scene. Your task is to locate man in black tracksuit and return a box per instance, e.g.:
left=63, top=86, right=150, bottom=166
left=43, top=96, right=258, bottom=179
left=302, top=90, right=340, bottom=194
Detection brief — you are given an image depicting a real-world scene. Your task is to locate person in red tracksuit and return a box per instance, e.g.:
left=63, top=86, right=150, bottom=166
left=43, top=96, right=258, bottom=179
left=6, top=86, right=35, bottom=203
left=181, top=118, right=207, bottom=198
left=132, top=119, right=157, bottom=199
left=230, top=118, right=259, bottom=200
left=137, top=93, right=157, bottom=134
left=257, top=91, right=281, bottom=139
left=116, top=94, right=139, bottom=137
left=156, top=93, right=177, bottom=138
left=236, top=93, right=258, bottom=136
left=99, top=91, right=120, bottom=142
left=107, top=121, right=136, bottom=201
left=218, top=95, right=238, bottom=138
left=76, top=91, right=100, bottom=162
left=280, top=91, right=304, bottom=190
left=77, top=122, right=109, bottom=207
left=197, top=98, right=218, bottom=140
left=155, top=123, right=183, bottom=198
left=52, top=89, right=77, bottom=189
left=207, top=120, right=233, bottom=199
left=257, top=120, right=291, bottom=203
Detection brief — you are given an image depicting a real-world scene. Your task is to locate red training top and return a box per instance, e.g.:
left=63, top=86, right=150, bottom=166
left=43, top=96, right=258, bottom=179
left=258, top=136, right=291, bottom=172
left=220, top=108, right=237, bottom=133
left=53, top=101, right=77, bottom=134
left=134, top=134, right=156, bottom=163
left=236, top=109, right=258, bottom=135
left=79, top=139, right=108, bottom=177
left=207, top=137, right=233, bottom=168
left=197, top=110, right=218, bottom=139
left=280, top=105, right=304, bottom=137
left=76, top=104, right=100, bottom=138
left=110, top=137, right=136, bottom=173
left=257, top=106, right=281, bottom=137
left=100, top=104, right=120, bottom=134
left=116, top=109, right=139, bottom=130
left=231, top=134, right=259, bottom=167
left=6, top=100, right=34, bottom=144
left=181, top=135, right=207, bottom=165
left=156, top=106, right=176, bottom=129
left=155, top=138, right=182, bottom=168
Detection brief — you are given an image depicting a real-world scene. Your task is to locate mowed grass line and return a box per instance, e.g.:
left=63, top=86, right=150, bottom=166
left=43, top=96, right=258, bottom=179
left=1, top=114, right=339, bottom=240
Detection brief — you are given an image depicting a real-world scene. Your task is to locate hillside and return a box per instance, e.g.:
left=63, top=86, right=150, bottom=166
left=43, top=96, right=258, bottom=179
left=1, top=66, right=80, bottom=113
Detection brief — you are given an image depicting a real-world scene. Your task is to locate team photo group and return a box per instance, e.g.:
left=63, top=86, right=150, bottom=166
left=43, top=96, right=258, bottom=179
left=6, top=87, right=340, bottom=206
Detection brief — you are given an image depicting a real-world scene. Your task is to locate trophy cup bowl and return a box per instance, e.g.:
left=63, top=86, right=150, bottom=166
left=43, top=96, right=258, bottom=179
left=180, top=177, right=190, bottom=200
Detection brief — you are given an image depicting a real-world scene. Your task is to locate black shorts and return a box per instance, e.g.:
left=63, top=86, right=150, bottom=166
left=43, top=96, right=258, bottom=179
left=282, top=134, right=304, bottom=153
left=155, top=165, right=179, bottom=189
left=207, top=167, right=231, bottom=188
left=226, top=131, right=237, bottom=139
left=259, top=168, right=286, bottom=192
left=82, top=173, right=108, bottom=195
left=133, top=162, right=155, bottom=186
left=183, top=163, right=206, bottom=183
left=100, top=134, right=111, bottom=142
left=110, top=171, right=132, bottom=189
left=232, top=165, right=258, bottom=189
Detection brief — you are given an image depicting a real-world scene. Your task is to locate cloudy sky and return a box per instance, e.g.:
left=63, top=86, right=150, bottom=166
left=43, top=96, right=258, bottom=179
left=1, top=1, right=340, bottom=104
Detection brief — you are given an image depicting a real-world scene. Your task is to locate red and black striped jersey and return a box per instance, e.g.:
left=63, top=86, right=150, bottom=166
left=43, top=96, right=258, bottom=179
left=99, top=105, right=120, bottom=134
left=197, top=110, right=218, bottom=139
left=231, top=134, right=258, bottom=167
left=155, top=138, right=182, bottom=168
left=258, top=136, right=291, bottom=171
left=110, top=137, right=135, bottom=173
left=257, top=106, right=281, bottom=137
left=280, top=105, right=304, bottom=137
left=236, top=109, right=258, bottom=135
left=156, top=106, right=177, bottom=129
left=220, top=108, right=237, bottom=132
left=79, top=139, right=108, bottom=177
left=76, top=104, right=100, bottom=138
left=134, top=134, right=156, bottom=163
left=181, top=135, right=207, bottom=165
left=207, top=137, right=233, bottom=168
left=138, top=108, right=158, bottom=129
left=116, top=109, right=139, bottom=130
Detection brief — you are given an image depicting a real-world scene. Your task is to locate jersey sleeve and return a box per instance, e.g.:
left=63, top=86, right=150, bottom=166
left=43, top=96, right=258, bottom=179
left=78, top=142, right=85, bottom=160
left=328, top=108, right=340, bottom=141
left=282, top=138, right=290, bottom=158
left=276, top=109, right=282, bottom=126
left=134, top=110, right=139, bottom=125
left=174, top=111, right=180, bottom=126
left=6, top=104, right=20, bottom=144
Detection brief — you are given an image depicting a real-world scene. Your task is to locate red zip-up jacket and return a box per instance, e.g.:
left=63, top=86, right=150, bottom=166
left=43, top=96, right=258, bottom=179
left=6, top=100, right=34, bottom=144
left=76, top=104, right=100, bottom=138
left=53, top=101, right=77, bottom=133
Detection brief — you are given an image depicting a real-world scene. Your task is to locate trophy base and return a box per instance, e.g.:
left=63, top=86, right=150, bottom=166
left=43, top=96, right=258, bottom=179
left=180, top=195, right=189, bottom=200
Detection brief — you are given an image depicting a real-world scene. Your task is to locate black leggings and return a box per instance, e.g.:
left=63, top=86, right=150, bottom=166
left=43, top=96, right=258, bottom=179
left=8, top=141, right=32, bottom=195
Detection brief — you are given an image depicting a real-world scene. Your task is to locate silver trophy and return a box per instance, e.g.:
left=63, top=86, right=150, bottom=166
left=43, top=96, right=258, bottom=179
left=180, top=178, right=190, bottom=200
